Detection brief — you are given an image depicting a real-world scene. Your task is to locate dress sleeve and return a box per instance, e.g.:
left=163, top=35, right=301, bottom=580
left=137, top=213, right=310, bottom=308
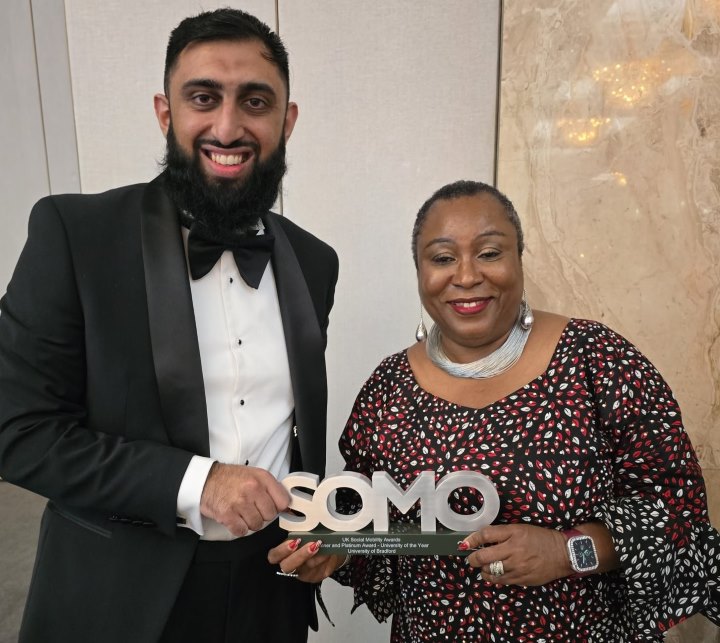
left=584, top=322, right=719, bottom=636
left=332, top=359, right=399, bottom=623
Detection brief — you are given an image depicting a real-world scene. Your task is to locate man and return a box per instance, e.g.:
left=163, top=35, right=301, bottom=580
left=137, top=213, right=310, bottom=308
left=0, top=8, right=337, bottom=643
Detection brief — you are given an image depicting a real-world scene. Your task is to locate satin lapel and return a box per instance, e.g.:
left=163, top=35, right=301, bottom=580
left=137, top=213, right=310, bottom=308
left=141, top=176, right=210, bottom=456
left=264, top=213, right=327, bottom=476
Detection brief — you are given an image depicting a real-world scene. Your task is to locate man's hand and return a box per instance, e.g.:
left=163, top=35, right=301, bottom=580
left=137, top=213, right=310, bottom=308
left=200, top=463, right=290, bottom=536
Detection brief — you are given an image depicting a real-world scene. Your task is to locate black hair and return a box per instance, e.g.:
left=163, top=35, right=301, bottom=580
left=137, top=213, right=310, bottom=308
left=411, top=180, right=524, bottom=267
left=163, top=8, right=289, bottom=95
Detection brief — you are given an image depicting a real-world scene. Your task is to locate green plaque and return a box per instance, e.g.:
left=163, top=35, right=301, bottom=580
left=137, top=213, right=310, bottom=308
left=289, top=524, right=472, bottom=556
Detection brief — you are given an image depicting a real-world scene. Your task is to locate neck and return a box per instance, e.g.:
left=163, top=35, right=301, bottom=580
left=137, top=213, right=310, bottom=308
left=426, top=300, right=534, bottom=379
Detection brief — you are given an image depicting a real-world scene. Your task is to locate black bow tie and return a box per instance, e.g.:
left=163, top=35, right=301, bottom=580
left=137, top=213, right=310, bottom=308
left=187, top=228, right=275, bottom=288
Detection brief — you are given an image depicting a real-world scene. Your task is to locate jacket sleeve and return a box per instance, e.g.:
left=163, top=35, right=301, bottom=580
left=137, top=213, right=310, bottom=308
left=0, top=197, right=192, bottom=537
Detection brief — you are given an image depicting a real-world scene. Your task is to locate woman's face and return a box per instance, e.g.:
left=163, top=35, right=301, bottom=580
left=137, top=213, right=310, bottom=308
left=416, top=193, right=524, bottom=364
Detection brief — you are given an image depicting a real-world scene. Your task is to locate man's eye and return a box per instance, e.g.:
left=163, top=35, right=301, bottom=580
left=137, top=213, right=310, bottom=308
left=192, top=94, right=215, bottom=106
left=246, top=97, right=268, bottom=109
left=479, top=250, right=500, bottom=260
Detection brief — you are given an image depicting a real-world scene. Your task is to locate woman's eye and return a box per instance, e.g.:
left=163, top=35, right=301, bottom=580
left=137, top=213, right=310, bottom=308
left=479, top=250, right=501, bottom=260
left=431, top=255, right=454, bottom=264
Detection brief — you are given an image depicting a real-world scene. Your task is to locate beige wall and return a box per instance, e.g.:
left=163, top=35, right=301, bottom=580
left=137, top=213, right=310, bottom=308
left=498, top=2, right=719, bottom=639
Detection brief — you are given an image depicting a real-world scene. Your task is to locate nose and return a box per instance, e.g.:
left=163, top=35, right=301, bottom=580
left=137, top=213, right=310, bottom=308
left=453, top=257, right=483, bottom=288
left=212, top=102, right=246, bottom=145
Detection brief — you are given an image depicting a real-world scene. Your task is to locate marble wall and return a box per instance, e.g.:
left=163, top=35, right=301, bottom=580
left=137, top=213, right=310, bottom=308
left=498, top=2, right=719, bottom=637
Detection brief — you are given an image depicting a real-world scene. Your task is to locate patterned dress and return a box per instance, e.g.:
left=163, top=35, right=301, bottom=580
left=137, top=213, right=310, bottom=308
left=334, top=319, right=719, bottom=642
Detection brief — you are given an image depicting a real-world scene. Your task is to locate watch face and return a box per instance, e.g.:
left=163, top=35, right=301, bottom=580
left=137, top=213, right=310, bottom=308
left=568, top=535, right=598, bottom=573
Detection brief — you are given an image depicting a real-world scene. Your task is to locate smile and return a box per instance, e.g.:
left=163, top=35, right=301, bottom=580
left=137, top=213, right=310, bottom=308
left=207, top=151, right=251, bottom=166
left=200, top=147, right=255, bottom=178
left=448, top=298, right=491, bottom=315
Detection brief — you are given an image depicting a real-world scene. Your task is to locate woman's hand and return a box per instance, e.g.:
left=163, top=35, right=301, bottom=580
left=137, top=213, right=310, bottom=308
left=267, top=538, right=348, bottom=583
left=461, top=524, right=572, bottom=586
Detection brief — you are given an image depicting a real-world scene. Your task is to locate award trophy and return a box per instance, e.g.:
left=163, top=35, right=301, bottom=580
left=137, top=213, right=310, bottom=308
left=279, top=470, right=499, bottom=556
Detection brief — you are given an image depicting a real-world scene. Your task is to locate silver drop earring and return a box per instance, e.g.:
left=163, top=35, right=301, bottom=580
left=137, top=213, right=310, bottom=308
left=415, top=305, right=427, bottom=342
left=520, top=291, right=534, bottom=330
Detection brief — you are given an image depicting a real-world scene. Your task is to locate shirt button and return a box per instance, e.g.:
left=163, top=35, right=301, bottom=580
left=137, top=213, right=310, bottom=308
left=229, top=277, right=234, bottom=284
left=240, top=399, right=245, bottom=406
left=237, top=339, right=242, bottom=346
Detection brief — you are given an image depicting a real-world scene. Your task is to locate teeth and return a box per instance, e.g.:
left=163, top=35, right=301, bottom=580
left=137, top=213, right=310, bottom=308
left=457, top=302, right=478, bottom=308
left=209, top=152, right=247, bottom=166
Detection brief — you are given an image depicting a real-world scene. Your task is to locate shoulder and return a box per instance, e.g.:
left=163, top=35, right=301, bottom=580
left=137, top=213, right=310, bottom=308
left=561, top=318, right=663, bottom=378
left=562, top=318, right=636, bottom=352
left=266, top=211, right=337, bottom=261
left=45, top=182, right=147, bottom=209
left=362, top=351, right=412, bottom=391
left=32, top=182, right=149, bottom=227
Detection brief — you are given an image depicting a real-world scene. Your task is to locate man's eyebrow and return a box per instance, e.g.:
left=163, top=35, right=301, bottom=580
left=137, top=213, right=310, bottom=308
left=238, top=81, right=277, bottom=97
left=181, top=78, right=223, bottom=92
left=181, top=79, right=277, bottom=97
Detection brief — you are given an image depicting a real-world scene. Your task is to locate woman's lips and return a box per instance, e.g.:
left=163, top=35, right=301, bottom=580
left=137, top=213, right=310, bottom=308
left=448, top=298, right=491, bottom=315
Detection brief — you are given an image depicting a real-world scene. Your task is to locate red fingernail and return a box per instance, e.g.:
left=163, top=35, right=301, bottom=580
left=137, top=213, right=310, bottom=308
left=309, top=540, right=322, bottom=553
left=288, top=538, right=301, bottom=551
left=458, top=541, right=469, bottom=551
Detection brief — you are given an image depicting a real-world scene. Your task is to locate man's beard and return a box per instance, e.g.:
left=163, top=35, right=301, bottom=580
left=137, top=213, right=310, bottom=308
left=161, top=124, right=288, bottom=241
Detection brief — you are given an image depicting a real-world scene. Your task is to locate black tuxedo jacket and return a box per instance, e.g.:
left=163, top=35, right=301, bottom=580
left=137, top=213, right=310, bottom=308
left=0, top=175, right=338, bottom=642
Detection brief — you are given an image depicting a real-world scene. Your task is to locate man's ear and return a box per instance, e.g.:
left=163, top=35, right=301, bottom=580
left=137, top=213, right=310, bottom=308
left=283, top=102, right=299, bottom=142
left=153, top=93, right=171, bottom=137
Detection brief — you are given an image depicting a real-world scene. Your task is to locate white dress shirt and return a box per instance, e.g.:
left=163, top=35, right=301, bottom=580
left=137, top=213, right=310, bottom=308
left=176, top=225, right=294, bottom=540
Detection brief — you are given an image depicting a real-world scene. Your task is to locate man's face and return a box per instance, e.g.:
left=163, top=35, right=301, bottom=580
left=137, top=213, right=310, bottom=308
left=155, top=38, right=297, bottom=185
left=153, top=39, right=298, bottom=236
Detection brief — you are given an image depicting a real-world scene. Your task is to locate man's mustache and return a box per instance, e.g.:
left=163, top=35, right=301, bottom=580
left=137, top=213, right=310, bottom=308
left=195, top=139, right=260, bottom=153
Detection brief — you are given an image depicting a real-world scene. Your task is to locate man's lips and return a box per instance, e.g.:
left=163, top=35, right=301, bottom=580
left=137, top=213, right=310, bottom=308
left=448, top=298, right=492, bottom=315
left=201, top=147, right=255, bottom=177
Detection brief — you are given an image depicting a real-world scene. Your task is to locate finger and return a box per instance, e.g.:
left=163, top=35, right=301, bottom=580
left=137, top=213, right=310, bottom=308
left=267, top=538, right=302, bottom=565
left=255, top=493, right=281, bottom=523
left=476, top=556, right=512, bottom=582
left=296, top=552, right=341, bottom=583
left=480, top=566, right=529, bottom=587
left=237, top=505, right=265, bottom=532
left=276, top=539, right=322, bottom=574
left=226, top=516, right=249, bottom=537
left=462, top=525, right=513, bottom=550
left=465, top=542, right=514, bottom=569
left=480, top=569, right=507, bottom=584
left=301, top=553, right=335, bottom=574
left=285, top=547, right=321, bottom=573
left=267, top=477, right=291, bottom=512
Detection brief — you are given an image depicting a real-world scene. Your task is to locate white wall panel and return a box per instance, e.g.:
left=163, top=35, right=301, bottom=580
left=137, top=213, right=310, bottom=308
left=0, top=0, right=50, bottom=292
left=63, top=0, right=276, bottom=193
left=31, top=0, right=81, bottom=195
left=279, top=2, right=500, bottom=639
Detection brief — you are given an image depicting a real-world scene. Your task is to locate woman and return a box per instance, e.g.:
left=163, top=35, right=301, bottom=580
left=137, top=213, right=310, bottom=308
left=269, top=180, right=719, bottom=641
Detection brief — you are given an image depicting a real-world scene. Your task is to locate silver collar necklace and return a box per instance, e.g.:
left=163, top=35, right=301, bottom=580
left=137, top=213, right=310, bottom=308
left=425, top=300, right=534, bottom=379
